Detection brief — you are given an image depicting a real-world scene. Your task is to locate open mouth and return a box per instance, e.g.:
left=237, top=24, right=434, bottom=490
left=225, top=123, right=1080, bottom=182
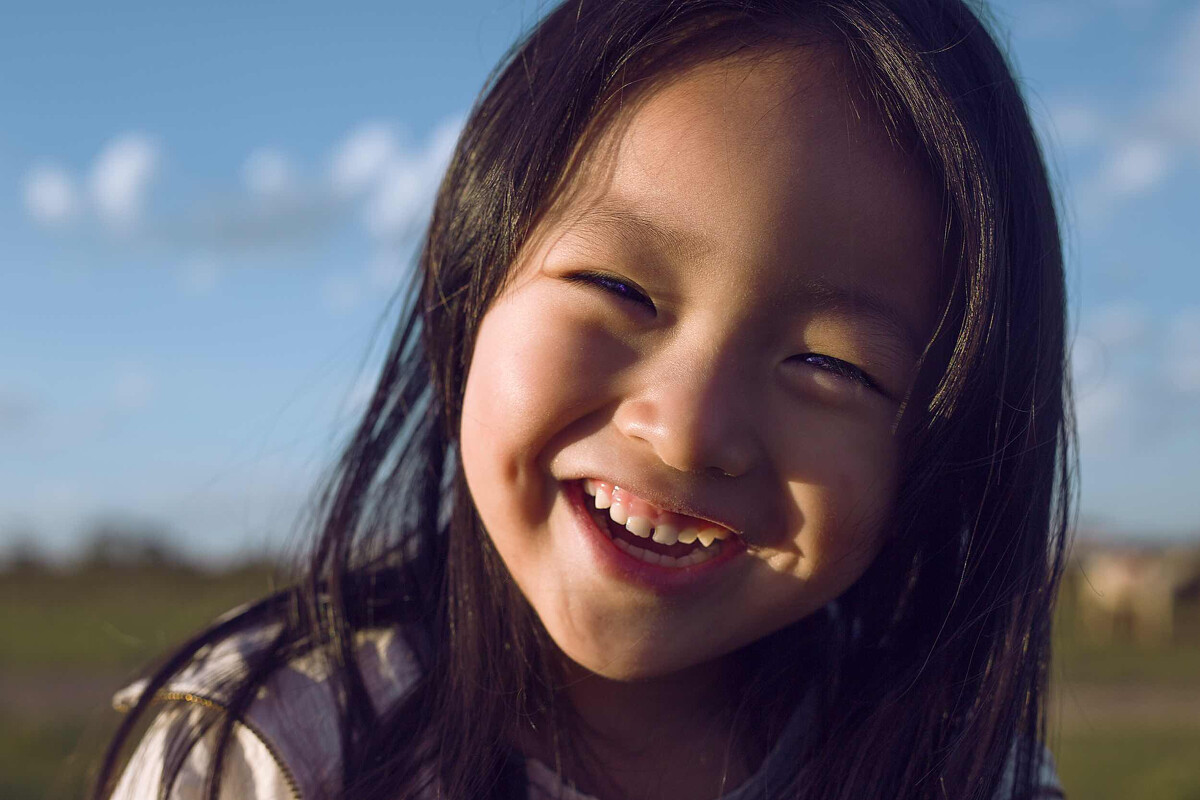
left=578, top=479, right=735, bottom=568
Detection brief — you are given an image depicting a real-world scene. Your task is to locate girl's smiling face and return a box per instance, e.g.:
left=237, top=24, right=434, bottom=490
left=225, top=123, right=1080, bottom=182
left=460, top=49, right=938, bottom=680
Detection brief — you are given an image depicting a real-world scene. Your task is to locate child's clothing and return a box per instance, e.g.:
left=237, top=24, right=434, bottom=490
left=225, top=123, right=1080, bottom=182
left=111, top=622, right=1064, bottom=800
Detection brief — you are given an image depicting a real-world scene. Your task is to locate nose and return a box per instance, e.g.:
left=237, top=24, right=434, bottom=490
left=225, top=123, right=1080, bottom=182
left=613, top=345, right=760, bottom=478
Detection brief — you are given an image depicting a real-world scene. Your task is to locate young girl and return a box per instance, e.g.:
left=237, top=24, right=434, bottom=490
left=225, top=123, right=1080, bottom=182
left=94, top=1, right=1072, bottom=798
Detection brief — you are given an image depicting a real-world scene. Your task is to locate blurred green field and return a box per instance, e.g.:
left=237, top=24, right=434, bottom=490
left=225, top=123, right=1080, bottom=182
left=0, top=564, right=279, bottom=800
left=1054, top=727, right=1200, bottom=800
left=2, top=562, right=1198, bottom=800
left=0, top=564, right=280, bottom=672
left=1048, top=567, right=1200, bottom=799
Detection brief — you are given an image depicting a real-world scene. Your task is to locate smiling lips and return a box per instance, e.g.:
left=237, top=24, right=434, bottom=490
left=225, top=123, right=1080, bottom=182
left=582, top=479, right=735, bottom=567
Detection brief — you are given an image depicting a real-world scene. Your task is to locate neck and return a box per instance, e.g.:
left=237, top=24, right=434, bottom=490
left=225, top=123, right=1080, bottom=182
left=521, top=654, right=763, bottom=800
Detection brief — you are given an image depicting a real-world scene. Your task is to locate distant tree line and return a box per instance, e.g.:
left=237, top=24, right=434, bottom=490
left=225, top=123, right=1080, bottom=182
left=0, top=516, right=279, bottom=574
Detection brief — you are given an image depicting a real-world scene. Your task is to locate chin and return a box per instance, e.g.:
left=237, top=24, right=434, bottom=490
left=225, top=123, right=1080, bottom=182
left=545, top=620, right=731, bottom=682
left=562, top=647, right=684, bottom=682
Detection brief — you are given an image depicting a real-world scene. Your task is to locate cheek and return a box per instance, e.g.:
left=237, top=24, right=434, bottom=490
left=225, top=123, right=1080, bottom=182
left=460, top=294, right=618, bottom=523
left=774, top=409, right=899, bottom=567
left=463, top=293, right=630, bottom=443
left=461, top=307, right=547, bottom=532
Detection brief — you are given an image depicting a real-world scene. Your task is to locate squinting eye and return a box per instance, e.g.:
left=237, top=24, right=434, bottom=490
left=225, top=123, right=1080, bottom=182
left=567, top=271, right=656, bottom=313
left=795, top=353, right=881, bottom=392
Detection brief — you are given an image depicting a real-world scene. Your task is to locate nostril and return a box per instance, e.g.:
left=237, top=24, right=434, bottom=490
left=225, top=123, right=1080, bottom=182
left=613, top=393, right=757, bottom=478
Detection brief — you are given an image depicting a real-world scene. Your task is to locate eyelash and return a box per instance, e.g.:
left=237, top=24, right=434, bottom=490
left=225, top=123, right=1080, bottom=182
left=567, top=270, right=655, bottom=311
left=793, top=353, right=881, bottom=392
left=569, top=270, right=883, bottom=393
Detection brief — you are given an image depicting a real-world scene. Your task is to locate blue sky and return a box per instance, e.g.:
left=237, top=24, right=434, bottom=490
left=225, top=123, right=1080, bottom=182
left=3, top=0, right=1199, bottom=561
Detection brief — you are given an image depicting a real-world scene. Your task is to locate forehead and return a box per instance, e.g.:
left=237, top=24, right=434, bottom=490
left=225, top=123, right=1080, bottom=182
left=537, top=47, right=941, bottom=346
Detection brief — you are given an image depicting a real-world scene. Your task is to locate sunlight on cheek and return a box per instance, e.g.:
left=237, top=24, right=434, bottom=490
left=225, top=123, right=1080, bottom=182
left=759, top=466, right=892, bottom=582
left=762, top=549, right=804, bottom=576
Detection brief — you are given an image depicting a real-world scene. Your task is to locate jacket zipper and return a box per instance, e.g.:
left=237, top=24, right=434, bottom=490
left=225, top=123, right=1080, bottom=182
left=148, top=689, right=305, bottom=800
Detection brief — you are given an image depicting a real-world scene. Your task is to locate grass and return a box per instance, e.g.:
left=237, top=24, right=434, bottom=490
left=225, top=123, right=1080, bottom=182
left=1, top=563, right=1198, bottom=799
left=0, top=564, right=280, bottom=672
left=1053, top=635, right=1200, bottom=687
left=1053, top=727, right=1200, bottom=800
left=1, top=564, right=278, bottom=800
left=0, top=712, right=97, bottom=800
left=1047, top=578, right=1200, bottom=798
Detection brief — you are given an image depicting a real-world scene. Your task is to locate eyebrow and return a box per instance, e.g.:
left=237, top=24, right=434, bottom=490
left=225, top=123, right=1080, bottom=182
left=559, top=201, right=711, bottom=262
left=785, top=278, right=924, bottom=360
left=559, top=201, right=924, bottom=359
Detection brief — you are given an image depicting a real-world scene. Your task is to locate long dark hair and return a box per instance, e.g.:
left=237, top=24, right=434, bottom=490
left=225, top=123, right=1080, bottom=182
left=93, top=1, right=1072, bottom=798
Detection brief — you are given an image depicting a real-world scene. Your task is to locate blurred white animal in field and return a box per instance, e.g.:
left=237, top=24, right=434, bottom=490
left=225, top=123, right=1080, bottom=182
left=1076, top=547, right=1200, bottom=644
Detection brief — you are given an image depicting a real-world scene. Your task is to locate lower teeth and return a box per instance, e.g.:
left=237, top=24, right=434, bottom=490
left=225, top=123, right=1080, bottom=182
left=589, top=506, right=717, bottom=567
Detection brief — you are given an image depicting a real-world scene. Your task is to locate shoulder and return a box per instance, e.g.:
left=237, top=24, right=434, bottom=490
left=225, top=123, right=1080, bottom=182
left=110, top=620, right=422, bottom=800
left=109, top=702, right=298, bottom=800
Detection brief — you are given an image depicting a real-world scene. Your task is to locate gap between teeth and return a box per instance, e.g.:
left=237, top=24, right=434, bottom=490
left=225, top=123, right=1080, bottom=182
left=583, top=480, right=730, bottom=553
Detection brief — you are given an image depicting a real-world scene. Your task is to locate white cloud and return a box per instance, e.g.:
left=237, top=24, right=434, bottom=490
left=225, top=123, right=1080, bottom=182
left=362, top=116, right=463, bottom=241
left=427, top=114, right=464, bottom=172
left=365, top=160, right=427, bottom=240
left=242, top=148, right=295, bottom=198
left=1100, top=138, right=1171, bottom=197
left=23, top=164, right=78, bottom=226
left=1078, top=137, right=1173, bottom=224
left=1045, top=101, right=1104, bottom=149
left=89, top=133, right=160, bottom=229
left=27, top=114, right=464, bottom=255
left=1069, top=6, right=1200, bottom=225
left=330, top=123, right=399, bottom=197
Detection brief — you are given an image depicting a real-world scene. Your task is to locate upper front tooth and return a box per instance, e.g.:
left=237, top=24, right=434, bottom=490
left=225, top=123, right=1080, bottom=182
left=583, top=479, right=598, bottom=496
left=651, top=523, right=679, bottom=545
left=625, top=515, right=653, bottom=538
left=676, top=527, right=699, bottom=544
left=609, top=502, right=629, bottom=525
left=594, top=486, right=612, bottom=509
